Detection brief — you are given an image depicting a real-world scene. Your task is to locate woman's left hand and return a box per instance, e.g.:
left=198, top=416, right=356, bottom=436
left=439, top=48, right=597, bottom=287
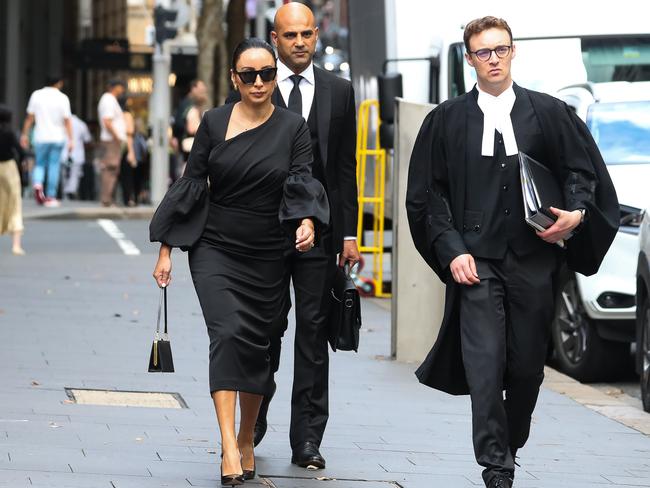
left=296, top=219, right=315, bottom=252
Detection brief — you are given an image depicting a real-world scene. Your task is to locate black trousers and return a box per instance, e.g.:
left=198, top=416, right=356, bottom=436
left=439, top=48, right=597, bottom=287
left=459, top=248, right=556, bottom=485
left=119, top=152, right=136, bottom=205
left=269, top=237, right=336, bottom=449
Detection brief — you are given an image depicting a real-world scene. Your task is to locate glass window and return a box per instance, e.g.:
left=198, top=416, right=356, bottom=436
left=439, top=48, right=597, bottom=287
left=448, top=43, right=465, bottom=99
left=587, top=101, right=650, bottom=165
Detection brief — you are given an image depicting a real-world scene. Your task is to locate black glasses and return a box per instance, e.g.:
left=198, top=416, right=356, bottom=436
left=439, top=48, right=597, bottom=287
left=236, top=67, right=277, bottom=85
left=468, top=45, right=512, bottom=62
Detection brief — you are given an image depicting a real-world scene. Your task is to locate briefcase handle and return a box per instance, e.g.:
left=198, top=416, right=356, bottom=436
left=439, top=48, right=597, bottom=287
left=155, top=287, right=168, bottom=337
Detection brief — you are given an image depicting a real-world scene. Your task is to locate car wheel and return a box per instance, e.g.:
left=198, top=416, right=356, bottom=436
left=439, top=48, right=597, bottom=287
left=640, top=298, right=650, bottom=413
left=551, top=271, right=628, bottom=382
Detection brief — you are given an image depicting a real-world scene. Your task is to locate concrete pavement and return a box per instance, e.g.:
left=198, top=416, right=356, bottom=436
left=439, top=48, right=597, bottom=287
left=1, top=218, right=650, bottom=487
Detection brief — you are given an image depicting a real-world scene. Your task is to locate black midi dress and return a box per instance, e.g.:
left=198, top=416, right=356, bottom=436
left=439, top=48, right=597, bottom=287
left=150, top=103, right=329, bottom=394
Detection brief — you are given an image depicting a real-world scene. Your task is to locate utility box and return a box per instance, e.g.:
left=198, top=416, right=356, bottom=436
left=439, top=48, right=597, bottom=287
left=391, top=98, right=446, bottom=363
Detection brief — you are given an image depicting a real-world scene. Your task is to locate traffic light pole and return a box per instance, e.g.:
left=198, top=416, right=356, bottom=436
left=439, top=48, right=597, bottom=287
left=149, top=40, right=171, bottom=205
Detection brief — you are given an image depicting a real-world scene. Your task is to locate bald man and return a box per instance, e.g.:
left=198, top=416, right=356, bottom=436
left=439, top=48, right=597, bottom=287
left=227, top=2, right=360, bottom=469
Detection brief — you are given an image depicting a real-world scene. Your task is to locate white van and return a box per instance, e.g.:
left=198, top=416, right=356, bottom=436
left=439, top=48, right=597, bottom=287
left=383, top=0, right=650, bottom=104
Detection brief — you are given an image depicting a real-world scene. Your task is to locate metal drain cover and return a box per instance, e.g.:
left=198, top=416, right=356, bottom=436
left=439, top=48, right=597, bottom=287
left=65, top=388, right=187, bottom=409
left=263, top=478, right=400, bottom=488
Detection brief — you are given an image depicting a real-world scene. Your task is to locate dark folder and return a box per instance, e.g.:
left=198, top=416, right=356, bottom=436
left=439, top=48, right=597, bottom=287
left=518, top=151, right=564, bottom=232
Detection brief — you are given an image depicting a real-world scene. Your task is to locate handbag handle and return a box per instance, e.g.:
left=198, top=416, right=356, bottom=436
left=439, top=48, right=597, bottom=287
left=156, top=287, right=168, bottom=336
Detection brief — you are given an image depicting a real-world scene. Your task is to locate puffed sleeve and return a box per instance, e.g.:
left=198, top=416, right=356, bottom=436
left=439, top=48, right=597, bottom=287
left=279, top=120, right=330, bottom=233
left=149, top=112, right=211, bottom=251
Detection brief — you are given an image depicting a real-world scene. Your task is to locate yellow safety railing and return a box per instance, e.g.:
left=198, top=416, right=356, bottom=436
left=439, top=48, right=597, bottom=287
left=356, top=99, right=390, bottom=298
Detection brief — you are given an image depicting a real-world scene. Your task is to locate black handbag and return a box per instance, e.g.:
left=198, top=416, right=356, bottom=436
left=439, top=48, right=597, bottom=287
left=148, top=287, right=175, bottom=373
left=328, top=264, right=362, bottom=352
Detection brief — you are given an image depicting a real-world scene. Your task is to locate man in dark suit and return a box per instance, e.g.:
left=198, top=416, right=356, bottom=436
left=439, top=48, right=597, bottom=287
left=405, top=16, right=618, bottom=488
left=251, top=2, right=359, bottom=470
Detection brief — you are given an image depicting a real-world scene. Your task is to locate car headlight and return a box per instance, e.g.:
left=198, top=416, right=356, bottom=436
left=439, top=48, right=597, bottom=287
left=619, top=204, right=643, bottom=235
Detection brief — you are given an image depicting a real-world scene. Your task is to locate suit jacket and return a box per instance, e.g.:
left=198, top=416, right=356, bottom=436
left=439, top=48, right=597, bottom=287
left=227, top=66, right=358, bottom=254
left=405, top=84, right=619, bottom=395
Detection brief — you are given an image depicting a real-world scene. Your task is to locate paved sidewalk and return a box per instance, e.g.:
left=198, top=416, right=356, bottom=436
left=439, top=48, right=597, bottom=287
left=22, top=198, right=155, bottom=221
left=2, top=232, right=650, bottom=487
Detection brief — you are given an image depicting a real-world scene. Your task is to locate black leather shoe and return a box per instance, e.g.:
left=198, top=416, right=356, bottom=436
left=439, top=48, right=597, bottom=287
left=253, top=382, right=276, bottom=447
left=487, top=475, right=513, bottom=488
left=291, top=441, right=326, bottom=469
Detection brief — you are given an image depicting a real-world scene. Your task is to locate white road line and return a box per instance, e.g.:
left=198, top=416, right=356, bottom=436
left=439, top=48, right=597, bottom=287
left=97, top=219, right=141, bottom=256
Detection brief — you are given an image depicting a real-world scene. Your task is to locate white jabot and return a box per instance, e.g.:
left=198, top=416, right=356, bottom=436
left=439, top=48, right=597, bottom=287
left=476, top=83, right=518, bottom=157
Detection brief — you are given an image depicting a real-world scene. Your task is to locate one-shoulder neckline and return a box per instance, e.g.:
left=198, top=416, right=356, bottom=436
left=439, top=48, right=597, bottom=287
left=223, top=103, right=278, bottom=143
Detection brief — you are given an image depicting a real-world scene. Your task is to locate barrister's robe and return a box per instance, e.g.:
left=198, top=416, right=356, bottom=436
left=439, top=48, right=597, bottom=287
left=405, top=84, right=619, bottom=395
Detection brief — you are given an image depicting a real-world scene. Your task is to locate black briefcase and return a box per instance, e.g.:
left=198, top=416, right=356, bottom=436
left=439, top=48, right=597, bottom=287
left=328, top=264, right=362, bottom=352
left=148, top=287, right=175, bottom=373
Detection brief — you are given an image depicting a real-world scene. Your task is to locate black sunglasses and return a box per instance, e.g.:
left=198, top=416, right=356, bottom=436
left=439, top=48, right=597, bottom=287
left=236, top=67, right=277, bottom=85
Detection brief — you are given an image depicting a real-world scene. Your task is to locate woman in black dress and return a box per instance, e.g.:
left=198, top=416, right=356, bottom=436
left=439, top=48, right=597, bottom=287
left=150, top=39, right=329, bottom=485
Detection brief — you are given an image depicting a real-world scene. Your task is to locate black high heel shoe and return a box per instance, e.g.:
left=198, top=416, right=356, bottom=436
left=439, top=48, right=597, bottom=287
left=240, top=448, right=256, bottom=480
left=220, top=466, right=244, bottom=487
left=242, top=462, right=256, bottom=481
left=220, top=454, right=244, bottom=487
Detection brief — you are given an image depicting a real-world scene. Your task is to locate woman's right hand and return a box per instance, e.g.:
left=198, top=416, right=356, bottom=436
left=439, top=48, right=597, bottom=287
left=153, top=244, right=172, bottom=287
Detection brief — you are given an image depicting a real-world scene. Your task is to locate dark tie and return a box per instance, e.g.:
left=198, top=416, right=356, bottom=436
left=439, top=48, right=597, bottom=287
left=288, top=74, right=303, bottom=116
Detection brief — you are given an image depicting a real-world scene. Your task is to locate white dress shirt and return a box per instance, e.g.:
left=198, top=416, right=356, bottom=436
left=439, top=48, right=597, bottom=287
left=276, top=59, right=357, bottom=242
left=476, top=82, right=518, bottom=157
left=276, top=60, right=315, bottom=121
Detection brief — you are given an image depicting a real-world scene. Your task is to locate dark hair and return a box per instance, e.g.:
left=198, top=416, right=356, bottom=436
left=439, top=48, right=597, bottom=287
left=46, top=74, right=63, bottom=86
left=231, top=38, right=276, bottom=70
left=117, top=95, right=128, bottom=111
left=107, top=78, right=126, bottom=90
left=0, top=105, right=12, bottom=132
left=189, top=79, right=203, bottom=90
left=463, top=16, right=513, bottom=52
left=0, top=104, right=11, bottom=122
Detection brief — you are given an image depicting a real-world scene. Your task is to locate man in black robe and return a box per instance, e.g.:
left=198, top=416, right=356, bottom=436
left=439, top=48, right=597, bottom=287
left=405, top=16, right=619, bottom=488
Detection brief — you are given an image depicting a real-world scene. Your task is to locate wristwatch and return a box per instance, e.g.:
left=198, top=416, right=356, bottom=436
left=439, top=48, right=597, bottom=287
left=572, top=208, right=586, bottom=236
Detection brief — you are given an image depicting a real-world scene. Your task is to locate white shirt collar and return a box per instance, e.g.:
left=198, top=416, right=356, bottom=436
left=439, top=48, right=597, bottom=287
left=476, top=82, right=518, bottom=157
left=476, top=81, right=514, bottom=100
left=277, top=59, right=315, bottom=85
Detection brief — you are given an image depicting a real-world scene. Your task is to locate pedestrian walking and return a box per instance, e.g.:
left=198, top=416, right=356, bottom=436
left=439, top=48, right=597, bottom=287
left=97, top=79, right=126, bottom=207
left=0, top=105, right=26, bottom=255
left=132, top=117, right=150, bottom=204
left=61, top=113, right=92, bottom=200
left=150, top=38, right=329, bottom=485
left=405, top=16, right=619, bottom=488
left=20, top=74, right=74, bottom=208
left=172, top=79, right=208, bottom=179
left=179, top=88, right=207, bottom=173
left=118, top=95, right=138, bottom=206
left=172, top=80, right=207, bottom=149
left=226, top=2, right=360, bottom=470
